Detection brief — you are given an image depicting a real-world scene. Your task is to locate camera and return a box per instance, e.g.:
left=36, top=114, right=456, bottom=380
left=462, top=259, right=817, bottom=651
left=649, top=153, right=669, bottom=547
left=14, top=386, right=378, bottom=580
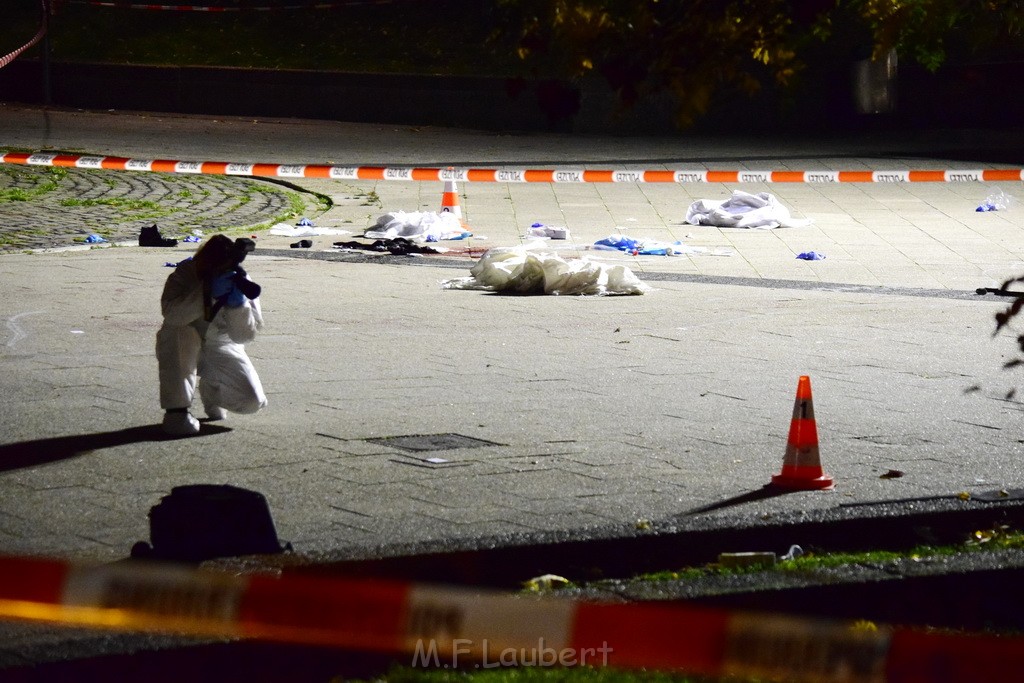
left=227, top=238, right=261, bottom=300
left=203, top=237, right=262, bottom=321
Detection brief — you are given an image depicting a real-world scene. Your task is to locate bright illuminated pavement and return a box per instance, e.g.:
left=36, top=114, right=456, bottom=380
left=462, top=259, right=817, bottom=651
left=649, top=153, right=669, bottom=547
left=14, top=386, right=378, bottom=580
left=1, top=104, right=1023, bottom=566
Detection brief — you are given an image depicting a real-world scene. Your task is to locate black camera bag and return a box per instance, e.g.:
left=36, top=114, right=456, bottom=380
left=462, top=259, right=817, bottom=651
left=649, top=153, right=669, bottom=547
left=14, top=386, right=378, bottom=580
left=133, top=484, right=287, bottom=563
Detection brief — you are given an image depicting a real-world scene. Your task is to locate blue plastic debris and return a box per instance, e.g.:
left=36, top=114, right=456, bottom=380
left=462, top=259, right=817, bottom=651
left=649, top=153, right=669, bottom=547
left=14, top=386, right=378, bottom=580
left=594, top=235, right=642, bottom=252
left=297, top=217, right=314, bottom=227
left=183, top=235, right=201, bottom=243
left=594, top=235, right=684, bottom=256
left=796, top=251, right=826, bottom=260
left=84, top=234, right=106, bottom=244
left=977, top=190, right=1012, bottom=212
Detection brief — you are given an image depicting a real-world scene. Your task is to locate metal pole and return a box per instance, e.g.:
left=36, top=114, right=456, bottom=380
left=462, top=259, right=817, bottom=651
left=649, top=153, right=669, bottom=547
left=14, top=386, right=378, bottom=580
left=41, top=0, right=52, bottom=105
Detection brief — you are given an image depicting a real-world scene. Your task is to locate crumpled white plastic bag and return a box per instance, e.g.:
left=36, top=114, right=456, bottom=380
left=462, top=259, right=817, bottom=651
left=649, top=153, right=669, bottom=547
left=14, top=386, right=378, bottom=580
left=366, top=211, right=469, bottom=241
left=442, top=246, right=649, bottom=296
left=685, top=190, right=811, bottom=229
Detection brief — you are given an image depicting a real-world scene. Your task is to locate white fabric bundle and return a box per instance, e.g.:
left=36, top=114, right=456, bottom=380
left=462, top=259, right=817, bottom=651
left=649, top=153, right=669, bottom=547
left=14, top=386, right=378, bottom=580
left=442, top=246, right=649, bottom=296
left=685, top=190, right=811, bottom=229
left=366, top=211, right=468, bottom=241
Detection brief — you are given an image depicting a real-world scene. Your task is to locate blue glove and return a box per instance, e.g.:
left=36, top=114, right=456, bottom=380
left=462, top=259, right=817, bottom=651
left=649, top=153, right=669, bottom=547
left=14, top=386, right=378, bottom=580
left=210, top=271, right=246, bottom=308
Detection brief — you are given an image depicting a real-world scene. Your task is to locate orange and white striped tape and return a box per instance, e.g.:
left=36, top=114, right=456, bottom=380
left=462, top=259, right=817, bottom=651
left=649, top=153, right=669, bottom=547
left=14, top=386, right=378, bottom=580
left=0, top=0, right=48, bottom=71
left=2, top=553, right=1023, bottom=682
left=3, top=152, right=1022, bottom=184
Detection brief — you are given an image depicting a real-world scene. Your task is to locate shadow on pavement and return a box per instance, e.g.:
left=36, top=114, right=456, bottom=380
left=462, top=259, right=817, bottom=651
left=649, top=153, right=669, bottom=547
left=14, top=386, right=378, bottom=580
left=681, top=485, right=794, bottom=516
left=0, top=424, right=232, bottom=472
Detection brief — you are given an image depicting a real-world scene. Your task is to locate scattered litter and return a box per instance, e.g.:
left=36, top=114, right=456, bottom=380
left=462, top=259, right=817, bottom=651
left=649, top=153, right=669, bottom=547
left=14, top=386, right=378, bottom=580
left=334, top=238, right=442, bottom=255
left=718, top=551, right=777, bottom=569
left=526, top=223, right=569, bottom=239
left=977, top=188, right=1014, bottom=212
left=365, top=211, right=470, bottom=242
left=442, top=245, right=650, bottom=296
left=183, top=235, right=201, bottom=243
left=296, top=217, right=314, bottom=227
left=192, top=230, right=204, bottom=236
left=591, top=234, right=731, bottom=257
left=780, top=544, right=804, bottom=561
left=290, top=240, right=312, bottom=249
left=796, top=251, right=826, bottom=260
left=425, top=457, right=450, bottom=464
left=879, top=469, right=904, bottom=479
left=685, top=190, right=812, bottom=229
left=523, top=574, right=570, bottom=592
left=270, top=222, right=351, bottom=238
left=71, top=330, right=84, bottom=334
left=84, top=234, right=106, bottom=243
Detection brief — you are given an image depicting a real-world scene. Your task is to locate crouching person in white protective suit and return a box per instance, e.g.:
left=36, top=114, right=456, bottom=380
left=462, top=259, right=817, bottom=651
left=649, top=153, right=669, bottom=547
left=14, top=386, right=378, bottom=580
left=157, top=234, right=268, bottom=436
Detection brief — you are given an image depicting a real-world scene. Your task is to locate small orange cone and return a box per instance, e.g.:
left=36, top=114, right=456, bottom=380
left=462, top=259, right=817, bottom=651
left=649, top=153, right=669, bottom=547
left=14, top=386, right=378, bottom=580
left=439, top=175, right=464, bottom=224
left=771, top=375, right=834, bottom=490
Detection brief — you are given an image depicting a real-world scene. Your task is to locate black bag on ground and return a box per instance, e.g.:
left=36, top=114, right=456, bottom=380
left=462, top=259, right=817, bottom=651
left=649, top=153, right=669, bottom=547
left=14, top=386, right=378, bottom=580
left=132, top=484, right=287, bottom=562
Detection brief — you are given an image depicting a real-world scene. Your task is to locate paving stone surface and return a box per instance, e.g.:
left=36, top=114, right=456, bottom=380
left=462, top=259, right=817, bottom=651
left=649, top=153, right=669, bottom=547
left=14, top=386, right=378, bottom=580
left=0, top=164, right=299, bottom=251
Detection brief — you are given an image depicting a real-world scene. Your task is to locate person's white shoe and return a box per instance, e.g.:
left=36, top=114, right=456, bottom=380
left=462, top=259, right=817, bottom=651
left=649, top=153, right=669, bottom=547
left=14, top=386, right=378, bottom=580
left=162, top=411, right=200, bottom=436
left=206, top=405, right=227, bottom=421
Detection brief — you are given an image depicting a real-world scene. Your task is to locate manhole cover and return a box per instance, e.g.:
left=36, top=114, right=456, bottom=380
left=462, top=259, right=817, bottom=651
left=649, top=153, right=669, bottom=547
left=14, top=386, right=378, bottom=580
left=365, top=433, right=502, bottom=452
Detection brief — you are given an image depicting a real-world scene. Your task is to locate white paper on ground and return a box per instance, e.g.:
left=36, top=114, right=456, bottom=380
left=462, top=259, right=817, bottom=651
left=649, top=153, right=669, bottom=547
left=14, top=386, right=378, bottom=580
left=441, top=245, right=650, bottom=296
left=269, top=223, right=352, bottom=237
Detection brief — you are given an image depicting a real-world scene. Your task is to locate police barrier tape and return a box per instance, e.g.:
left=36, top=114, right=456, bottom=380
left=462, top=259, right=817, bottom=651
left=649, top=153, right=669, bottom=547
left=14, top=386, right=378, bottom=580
left=0, top=0, right=49, bottom=70
left=3, top=152, right=1023, bottom=184
left=1, top=554, right=1023, bottom=682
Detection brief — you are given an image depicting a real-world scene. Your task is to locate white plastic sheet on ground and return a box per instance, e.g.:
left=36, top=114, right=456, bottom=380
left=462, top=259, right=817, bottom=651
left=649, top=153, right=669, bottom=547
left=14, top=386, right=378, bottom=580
left=685, top=190, right=812, bottom=229
left=442, top=245, right=650, bottom=296
left=269, top=223, right=352, bottom=237
left=366, top=211, right=469, bottom=241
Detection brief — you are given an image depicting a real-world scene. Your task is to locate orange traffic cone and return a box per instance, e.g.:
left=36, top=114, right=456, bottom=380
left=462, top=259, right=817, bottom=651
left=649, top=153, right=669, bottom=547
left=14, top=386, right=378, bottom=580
left=439, top=176, right=465, bottom=224
left=771, top=375, right=834, bottom=490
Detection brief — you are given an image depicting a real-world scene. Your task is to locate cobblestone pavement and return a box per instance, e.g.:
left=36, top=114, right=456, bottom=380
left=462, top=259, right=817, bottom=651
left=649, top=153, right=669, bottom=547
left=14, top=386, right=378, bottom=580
left=0, top=164, right=311, bottom=251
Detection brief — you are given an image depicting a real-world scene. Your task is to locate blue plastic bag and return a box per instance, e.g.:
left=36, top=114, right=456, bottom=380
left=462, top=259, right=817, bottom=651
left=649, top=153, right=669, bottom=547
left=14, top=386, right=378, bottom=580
left=84, top=234, right=106, bottom=244
left=594, top=235, right=641, bottom=252
left=796, top=251, right=825, bottom=260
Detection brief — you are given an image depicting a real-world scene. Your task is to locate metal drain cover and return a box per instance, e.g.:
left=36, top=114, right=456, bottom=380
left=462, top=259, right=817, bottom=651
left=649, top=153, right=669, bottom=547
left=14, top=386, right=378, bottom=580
left=366, top=433, right=502, bottom=453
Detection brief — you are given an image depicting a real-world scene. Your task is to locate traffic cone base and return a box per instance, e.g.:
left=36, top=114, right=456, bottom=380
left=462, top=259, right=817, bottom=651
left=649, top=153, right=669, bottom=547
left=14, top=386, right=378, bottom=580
left=771, top=376, right=834, bottom=491
left=772, top=468, right=834, bottom=490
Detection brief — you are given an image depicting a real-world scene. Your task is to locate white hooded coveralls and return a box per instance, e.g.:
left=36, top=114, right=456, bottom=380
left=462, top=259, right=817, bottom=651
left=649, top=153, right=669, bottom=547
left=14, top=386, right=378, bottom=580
left=156, top=259, right=267, bottom=414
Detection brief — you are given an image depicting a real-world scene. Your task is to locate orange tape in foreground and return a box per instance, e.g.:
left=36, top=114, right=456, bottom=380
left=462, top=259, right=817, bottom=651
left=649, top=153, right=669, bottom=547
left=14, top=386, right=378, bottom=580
left=3, top=152, right=1022, bottom=184
left=2, top=554, right=1024, bottom=682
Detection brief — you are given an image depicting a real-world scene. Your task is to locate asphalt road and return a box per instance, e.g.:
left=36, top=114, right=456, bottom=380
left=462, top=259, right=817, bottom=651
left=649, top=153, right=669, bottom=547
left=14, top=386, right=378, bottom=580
left=3, top=102, right=1024, bottom=673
